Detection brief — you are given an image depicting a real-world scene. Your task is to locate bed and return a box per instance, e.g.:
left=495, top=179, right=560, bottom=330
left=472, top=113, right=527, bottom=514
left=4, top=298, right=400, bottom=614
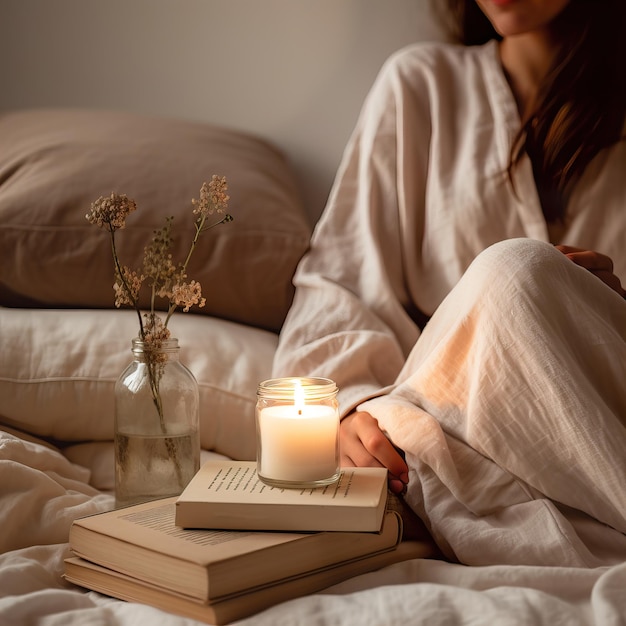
left=1, top=107, right=625, bottom=626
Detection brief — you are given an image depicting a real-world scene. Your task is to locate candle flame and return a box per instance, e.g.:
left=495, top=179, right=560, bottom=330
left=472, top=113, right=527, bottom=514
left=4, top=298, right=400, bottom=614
left=294, top=379, right=305, bottom=416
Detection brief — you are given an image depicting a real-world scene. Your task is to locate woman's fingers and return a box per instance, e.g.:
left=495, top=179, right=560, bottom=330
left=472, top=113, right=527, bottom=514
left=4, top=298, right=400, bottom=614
left=340, top=411, right=409, bottom=493
left=555, top=245, right=613, bottom=270
left=555, top=245, right=625, bottom=297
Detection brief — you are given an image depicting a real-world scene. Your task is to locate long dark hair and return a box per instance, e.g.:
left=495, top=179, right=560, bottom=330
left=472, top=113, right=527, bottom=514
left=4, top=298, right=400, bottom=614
left=435, top=0, right=626, bottom=222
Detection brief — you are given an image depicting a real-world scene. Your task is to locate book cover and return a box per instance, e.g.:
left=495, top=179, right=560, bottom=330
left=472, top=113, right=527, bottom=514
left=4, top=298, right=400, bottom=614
left=68, top=496, right=401, bottom=602
left=64, top=540, right=432, bottom=625
left=175, top=460, right=388, bottom=532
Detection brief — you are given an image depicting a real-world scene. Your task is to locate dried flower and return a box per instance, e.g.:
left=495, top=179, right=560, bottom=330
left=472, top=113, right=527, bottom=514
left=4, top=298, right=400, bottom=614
left=87, top=179, right=233, bottom=424
left=86, top=193, right=137, bottom=231
left=114, top=266, right=144, bottom=308
left=192, top=175, right=230, bottom=219
left=143, top=313, right=171, bottom=355
left=143, top=217, right=179, bottom=301
left=172, top=280, right=206, bottom=312
left=87, top=179, right=231, bottom=340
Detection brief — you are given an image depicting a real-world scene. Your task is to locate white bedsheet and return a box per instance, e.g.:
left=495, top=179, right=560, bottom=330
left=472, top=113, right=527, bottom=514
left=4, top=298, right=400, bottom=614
left=1, top=429, right=625, bottom=626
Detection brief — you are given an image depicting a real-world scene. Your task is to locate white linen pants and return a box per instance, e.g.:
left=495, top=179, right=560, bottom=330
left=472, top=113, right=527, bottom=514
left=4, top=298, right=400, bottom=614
left=360, top=238, right=626, bottom=567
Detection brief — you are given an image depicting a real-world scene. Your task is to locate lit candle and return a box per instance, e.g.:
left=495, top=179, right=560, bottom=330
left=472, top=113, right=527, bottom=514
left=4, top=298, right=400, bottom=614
left=256, top=378, right=340, bottom=487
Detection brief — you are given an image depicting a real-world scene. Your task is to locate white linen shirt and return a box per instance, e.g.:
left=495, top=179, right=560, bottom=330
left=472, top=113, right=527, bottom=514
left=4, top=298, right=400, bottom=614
left=273, top=40, right=626, bottom=413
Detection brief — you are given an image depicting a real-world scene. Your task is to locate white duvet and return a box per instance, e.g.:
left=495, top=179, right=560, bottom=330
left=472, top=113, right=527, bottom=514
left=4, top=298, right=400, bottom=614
left=2, top=428, right=625, bottom=626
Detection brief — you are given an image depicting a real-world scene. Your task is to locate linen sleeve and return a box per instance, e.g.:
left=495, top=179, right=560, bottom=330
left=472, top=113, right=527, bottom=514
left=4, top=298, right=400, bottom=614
left=272, top=51, right=430, bottom=415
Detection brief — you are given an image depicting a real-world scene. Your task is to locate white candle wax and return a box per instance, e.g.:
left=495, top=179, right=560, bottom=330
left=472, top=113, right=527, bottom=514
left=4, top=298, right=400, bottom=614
left=258, top=404, right=339, bottom=483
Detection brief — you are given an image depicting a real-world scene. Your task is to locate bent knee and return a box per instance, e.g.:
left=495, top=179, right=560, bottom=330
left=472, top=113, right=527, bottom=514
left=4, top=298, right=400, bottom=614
left=477, top=238, right=560, bottom=271
left=463, top=238, right=571, bottom=302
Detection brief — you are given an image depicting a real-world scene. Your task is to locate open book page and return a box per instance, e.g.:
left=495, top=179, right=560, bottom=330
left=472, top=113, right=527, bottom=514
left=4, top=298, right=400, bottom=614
left=179, top=461, right=386, bottom=505
left=72, top=497, right=304, bottom=564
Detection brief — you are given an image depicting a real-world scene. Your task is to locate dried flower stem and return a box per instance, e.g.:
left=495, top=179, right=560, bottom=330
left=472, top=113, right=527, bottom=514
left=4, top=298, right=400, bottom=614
left=109, top=229, right=145, bottom=336
left=163, top=211, right=232, bottom=327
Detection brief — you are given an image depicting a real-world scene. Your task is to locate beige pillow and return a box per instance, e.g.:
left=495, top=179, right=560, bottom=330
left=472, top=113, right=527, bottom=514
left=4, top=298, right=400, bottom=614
left=0, top=307, right=273, bottom=460
left=0, top=108, right=311, bottom=333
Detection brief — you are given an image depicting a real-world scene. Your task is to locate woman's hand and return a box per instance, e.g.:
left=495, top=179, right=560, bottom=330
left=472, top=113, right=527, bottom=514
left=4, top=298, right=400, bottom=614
left=340, top=410, right=409, bottom=494
left=555, top=245, right=626, bottom=298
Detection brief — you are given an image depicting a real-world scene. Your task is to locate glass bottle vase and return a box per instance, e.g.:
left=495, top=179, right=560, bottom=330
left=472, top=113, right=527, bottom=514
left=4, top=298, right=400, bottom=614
left=114, top=337, right=200, bottom=508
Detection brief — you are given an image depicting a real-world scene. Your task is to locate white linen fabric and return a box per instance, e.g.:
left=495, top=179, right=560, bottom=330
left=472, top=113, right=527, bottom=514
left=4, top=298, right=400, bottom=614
left=273, top=40, right=626, bottom=567
left=360, top=238, right=626, bottom=567
left=273, top=40, right=626, bottom=414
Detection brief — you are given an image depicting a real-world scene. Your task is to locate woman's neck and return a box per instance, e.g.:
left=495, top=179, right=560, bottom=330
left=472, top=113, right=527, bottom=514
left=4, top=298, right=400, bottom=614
left=499, top=32, right=558, bottom=118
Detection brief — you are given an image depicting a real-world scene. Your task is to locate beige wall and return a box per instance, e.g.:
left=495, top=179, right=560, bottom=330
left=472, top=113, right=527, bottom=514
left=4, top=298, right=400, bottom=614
left=0, top=0, right=444, bottom=221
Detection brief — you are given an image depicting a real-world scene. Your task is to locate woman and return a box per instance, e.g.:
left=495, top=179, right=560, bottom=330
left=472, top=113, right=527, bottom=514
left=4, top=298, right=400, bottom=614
left=273, top=0, right=626, bottom=567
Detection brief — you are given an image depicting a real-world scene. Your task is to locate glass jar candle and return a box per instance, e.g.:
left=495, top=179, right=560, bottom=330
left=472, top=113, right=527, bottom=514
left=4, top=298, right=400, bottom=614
left=256, top=377, right=340, bottom=488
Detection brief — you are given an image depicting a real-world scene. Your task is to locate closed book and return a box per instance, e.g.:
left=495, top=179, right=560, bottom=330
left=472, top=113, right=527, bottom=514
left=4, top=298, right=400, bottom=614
left=64, top=540, right=432, bottom=625
left=68, top=496, right=401, bottom=602
left=175, top=460, right=388, bottom=532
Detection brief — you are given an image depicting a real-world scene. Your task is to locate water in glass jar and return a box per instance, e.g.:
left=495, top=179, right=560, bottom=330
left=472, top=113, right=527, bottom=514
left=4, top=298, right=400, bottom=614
left=115, top=432, right=200, bottom=508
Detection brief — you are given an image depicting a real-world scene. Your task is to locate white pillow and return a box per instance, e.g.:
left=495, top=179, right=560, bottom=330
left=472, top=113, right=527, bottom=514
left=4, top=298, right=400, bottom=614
left=0, top=307, right=274, bottom=460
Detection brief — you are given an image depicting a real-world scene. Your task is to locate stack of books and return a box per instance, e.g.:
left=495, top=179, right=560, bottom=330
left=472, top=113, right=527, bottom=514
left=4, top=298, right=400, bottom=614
left=64, top=460, right=435, bottom=624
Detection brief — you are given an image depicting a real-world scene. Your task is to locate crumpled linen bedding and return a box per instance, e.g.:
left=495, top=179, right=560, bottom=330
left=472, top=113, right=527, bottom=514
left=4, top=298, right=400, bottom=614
left=2, top=428, right=625, bottom=626
left=359, top=240, right=626, bottom=573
